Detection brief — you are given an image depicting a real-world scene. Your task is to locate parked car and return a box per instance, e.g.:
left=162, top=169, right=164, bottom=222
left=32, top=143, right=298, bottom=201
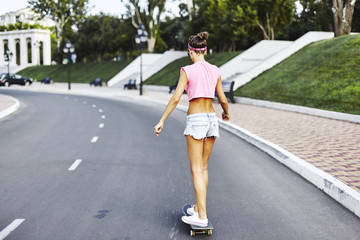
left=0, top=73, right=32, bottom=87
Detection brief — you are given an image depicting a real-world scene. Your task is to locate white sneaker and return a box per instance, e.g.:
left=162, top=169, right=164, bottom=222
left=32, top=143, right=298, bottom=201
left=187, top=205, right=197, bottom=216
left=181, top=213, right=208, bottom=227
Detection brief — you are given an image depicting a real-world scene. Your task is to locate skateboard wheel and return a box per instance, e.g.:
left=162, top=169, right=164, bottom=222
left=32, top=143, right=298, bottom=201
left=208, top=229, right=213, bottom=235
left=190, top=230, right=195, bottom=236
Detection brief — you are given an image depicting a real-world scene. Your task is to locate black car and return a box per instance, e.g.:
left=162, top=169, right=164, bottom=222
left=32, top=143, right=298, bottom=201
left=0, top=73, right=32, bottom=87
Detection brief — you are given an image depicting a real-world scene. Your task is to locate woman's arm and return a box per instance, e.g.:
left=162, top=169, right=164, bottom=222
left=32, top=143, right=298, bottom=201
left=215, top=77, right=230, bottom=121
left=154, top=70, right=188, bottom=136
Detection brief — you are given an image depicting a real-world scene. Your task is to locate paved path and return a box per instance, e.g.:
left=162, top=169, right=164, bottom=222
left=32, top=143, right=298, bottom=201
left=0, top=94, right=20, bottom=119
left=1, top=83, right=359, bottom=208
left=0, top=94, right=15, bottom=110
left=220, top=104, right=360, bottom=192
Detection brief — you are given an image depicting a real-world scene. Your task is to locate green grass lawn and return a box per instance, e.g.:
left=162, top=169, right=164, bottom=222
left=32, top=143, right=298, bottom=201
left=235, top=34, right=360, bottom=115
left=145, top=51, right=242, bottom=86
left=18, top=60, right=131, bottom=84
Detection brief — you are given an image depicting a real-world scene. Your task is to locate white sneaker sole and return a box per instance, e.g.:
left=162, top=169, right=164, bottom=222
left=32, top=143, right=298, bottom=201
left=181, top=216, right=208, bottom=228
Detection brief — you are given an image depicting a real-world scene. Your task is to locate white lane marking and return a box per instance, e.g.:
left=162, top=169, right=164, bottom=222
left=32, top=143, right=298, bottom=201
left=92, top=104, right=96, bottom=108
left=68, top=159, right=82, bottom=171
left=91, top=136, right=99, bottom=143
left=99, top=109, right=103, bottom=113
left=0, top=219, right=25, bottom=240
left=101, top=115, right=106, bottom=119
left=83, top=101, right=87, bottom=104
left=99, top=123, right=104, bottom=128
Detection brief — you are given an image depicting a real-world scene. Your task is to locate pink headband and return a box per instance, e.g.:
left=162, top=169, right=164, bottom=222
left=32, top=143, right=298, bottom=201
left=188, top=43, right=207, bottom=52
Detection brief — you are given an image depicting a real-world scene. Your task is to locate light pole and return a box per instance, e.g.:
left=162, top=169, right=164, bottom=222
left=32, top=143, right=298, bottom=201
left=63, top=40, right=75, bottom=90
left=3, top=47, right=13, bottom=79
left=135, top=24, right=148, bottom=96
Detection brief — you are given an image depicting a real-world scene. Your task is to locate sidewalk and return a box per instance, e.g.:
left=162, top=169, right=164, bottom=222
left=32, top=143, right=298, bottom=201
left=0, top=93, right=20, bottom=120
left=1, top=83, right=359, bottom=217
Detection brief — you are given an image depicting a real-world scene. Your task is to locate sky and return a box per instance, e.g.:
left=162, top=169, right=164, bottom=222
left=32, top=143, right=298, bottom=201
left=0, top=0, right=185, bottom=17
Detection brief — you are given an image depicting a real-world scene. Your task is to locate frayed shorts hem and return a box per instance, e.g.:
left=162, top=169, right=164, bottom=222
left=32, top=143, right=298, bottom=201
left=183, top=113, right=219, bottom=140
left=184, top=134, right=219, bottom=140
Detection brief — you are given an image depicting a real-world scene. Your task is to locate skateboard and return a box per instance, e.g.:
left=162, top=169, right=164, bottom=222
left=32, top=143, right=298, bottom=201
left=182, top=204, right=214, bottom=236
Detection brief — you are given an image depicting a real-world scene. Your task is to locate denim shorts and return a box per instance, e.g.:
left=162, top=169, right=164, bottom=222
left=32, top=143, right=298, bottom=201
left=183, top=113, right=219, bottom=140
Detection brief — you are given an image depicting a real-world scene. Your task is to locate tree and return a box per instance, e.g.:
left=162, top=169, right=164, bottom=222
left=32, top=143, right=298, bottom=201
left=159, top=10, right=188, bottom=51
left=122, top=0, right=166, bottom=53
left=332, top=0, right=358, bottom=36
left=205, top=0, right=237, bottom=51
left=185, top=0, right=208, bottom=39
left=185, top=0, right=258, bottom=52
left=204, top=0, right=257, bottom=51
left=300, top=0, right=333, bottom=30
left=28, top=0, right=90, bottom=59
left=254, top=0, right=296, bottom=40
left=189, top=0, right=295, bottom=52
left=285, top=0, right=333, bottom=40
left=76, top=14, right=137, bottom=61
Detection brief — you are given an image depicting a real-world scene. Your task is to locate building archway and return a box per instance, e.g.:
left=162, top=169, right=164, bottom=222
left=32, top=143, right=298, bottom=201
left=39, top=41, right=43, bottom=65
left=15, top=39, right=20, bottom=65
left=3, top=40, right=8, bottom=52
left=27, top=38, right=32, bottom=63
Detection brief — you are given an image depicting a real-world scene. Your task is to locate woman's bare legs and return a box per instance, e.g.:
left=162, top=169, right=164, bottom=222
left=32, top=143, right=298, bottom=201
left=186, top=136, right=216, bottom=220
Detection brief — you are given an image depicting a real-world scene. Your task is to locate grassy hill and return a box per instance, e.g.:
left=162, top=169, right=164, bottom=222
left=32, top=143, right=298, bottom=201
left=235, top=34, right=360, bottom=115
left=18, top=60, right=131, bottom=84
left=145, top=51, right=242, bottom=86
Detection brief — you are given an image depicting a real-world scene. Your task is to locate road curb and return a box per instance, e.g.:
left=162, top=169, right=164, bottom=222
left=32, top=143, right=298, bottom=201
left=218, top=120, right=360, bottom=218
left=0, top=95, right=20, bottom=120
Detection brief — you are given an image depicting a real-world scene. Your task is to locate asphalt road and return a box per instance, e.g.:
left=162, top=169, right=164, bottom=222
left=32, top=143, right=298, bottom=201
left=0, top=90, right=359, bottom=240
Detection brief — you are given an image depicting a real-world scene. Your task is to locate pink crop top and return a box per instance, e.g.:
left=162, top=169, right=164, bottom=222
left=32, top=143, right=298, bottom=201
left=181, top=61, right=221, bottom=101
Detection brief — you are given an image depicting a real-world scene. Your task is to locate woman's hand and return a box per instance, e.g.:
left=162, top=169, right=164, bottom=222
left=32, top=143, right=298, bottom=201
left=222, top=112, right=230, bottom=121
left=154, top=121, right=164, bottom=136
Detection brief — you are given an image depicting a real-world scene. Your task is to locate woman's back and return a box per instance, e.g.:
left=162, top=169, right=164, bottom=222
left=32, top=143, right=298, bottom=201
left=182, top=61, right=220, bottom=102
left=187, top=98, right=215, bottom=115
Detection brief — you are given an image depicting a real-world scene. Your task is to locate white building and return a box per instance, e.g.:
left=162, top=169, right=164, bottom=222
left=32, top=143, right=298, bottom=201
left=0, top=8, right=53, bottom=73
left=0, top=29, right=51, bottom=73
left=0, top=7, right=55, bottom=28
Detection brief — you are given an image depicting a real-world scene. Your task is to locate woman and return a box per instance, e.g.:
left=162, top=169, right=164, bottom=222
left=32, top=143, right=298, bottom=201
left=154, top=32, right=229, bottom=227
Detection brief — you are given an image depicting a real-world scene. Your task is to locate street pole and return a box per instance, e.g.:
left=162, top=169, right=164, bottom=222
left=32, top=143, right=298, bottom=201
left=67, top=63, right=71, bottom=90
left=7, top=58, right=10, bottom=77
left=3, top=48, right=13, bottom=79
left=140, top=50, right=143, bottom=95
left=135, top=24, right=148, bottom=96
left=63, top=40, right=75, bottom=91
